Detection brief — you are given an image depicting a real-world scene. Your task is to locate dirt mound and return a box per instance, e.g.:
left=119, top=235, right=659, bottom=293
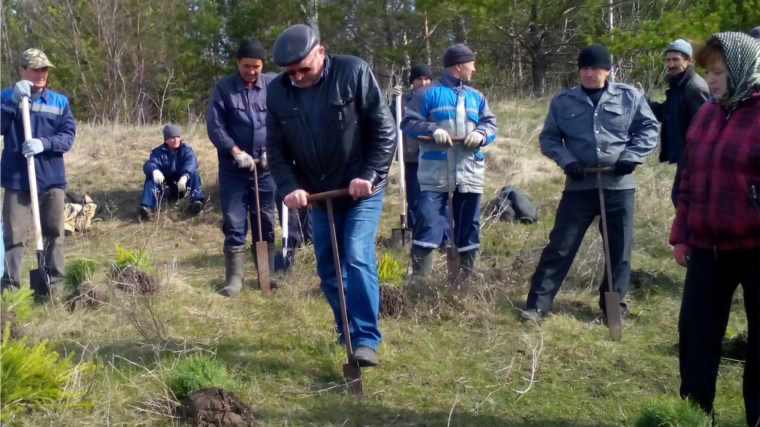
left=113, top=266, right=159, bottom=295
left=180, top=388, right=258, bottom=427
left=65, top=282, right=109, bottom=310
left=379, top=284, right=412, bottom=318
left=0, top=310, right=21, bottom=340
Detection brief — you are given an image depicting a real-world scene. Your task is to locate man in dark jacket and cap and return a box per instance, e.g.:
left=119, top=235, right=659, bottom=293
left=645, top=39, right=709, bottom=207
left=390, top=63, right=433, bottom=234
left=266, top=24, right=397, bottom=367
left=139, top=124, right=205, bottom=220
left=206, top=38, right=303, bottom=296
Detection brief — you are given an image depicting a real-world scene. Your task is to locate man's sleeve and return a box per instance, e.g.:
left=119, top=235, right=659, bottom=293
left=539, top=97, right=577, bottom=168
left=181, top=146, right=198, bottom=176
left=685, top=82, right=710, bottom=119
left=206, top=84, right=237, bottom=153
left=40, top=102, right=76, bottom=153
left=648, top=100, right=664, bottom=122
left=356, top=63, right=397, bottom=187
left=474, top=94, right=498, bottom=146
left=619, top=91, right=659, bottom=164
left=265, top=102, right=302, bottom=198
left=143, top=149, right=161, bottom=176
left=1, top=90, right=18, bottom=136
left=400, top=89, right=436, bottom=138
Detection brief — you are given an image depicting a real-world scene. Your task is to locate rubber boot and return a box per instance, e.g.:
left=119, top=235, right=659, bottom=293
left=267, top=242, right=279, bottom=289
left=461, top=250, right=478, bottom=279
left=411, top=246, right=433, bottom=280
left=221, top=245, right=246, bottom=297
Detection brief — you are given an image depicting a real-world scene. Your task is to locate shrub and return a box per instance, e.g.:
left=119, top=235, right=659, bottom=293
left=168, top=355, right=235, bottom=400
left=635, top=396, right=712, bottom=427
left=0, top=287, right=34, bottom=322
left=63, top=259, right=99, bottom=293
left=114, top=243, right=153, bottom=273
left=377, top=253, right=404, bottom=286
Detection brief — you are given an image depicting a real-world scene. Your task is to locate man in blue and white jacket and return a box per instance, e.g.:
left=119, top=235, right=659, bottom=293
left=401, top=44, right=498, bottom=280
left=1, top=49, right=76, bottom=292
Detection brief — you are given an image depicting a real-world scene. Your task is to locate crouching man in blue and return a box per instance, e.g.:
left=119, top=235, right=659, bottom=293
left=521, top=45, right=658, bottom=322
left=1, top=49, right=76, bottom=292
left=266, top=25, right=397, bottom=366
left=401, top=44, right=498, bottom=280
left=138, top=124, right=205, bottom=220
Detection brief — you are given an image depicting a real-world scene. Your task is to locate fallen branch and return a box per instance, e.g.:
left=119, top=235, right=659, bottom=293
left=514, top=333, right=544, bottom=401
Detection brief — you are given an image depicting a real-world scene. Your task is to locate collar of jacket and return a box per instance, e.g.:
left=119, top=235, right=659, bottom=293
left=439, top=69, right=470, bottom=89
left=235, top=73, right=266, bottom=92
left=566, top=81, right=624, bottom=103
left=280, top=54, right=330, bottom=90
left=160, top=141, right=186, bottom=153
left=667, top=66, right=697, bottom=89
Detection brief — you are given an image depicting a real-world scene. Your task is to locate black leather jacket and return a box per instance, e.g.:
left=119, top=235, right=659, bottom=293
left=266, top=54, right=397, bottom=210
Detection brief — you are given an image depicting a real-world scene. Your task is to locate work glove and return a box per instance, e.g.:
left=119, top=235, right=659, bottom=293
left=22, top=138, right=44, bottom=157
left=259, top=152, right=269, bottom=170
left=614, top=160, right=637, bottom=176
left=233, top=151, right=255, bottom=171
left=152, top=170, right=165, bottom=185
left=10, top=80, right=32, bottom=104
left=391, top=85, right=403, bottom=97
left=177, top=175, right=188, bottom=193
left=463, top=131, right=485, bottom=149
left=432, top=128, right=452, bottom=147
left=563, top=162, right=586, bottom=180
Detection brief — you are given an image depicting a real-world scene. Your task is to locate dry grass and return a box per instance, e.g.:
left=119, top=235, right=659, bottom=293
left=2, top=100, right=750, bottom=426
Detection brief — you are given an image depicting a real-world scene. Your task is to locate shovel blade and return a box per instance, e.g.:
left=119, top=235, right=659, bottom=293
left=255, top=241, right=270, bottom=296
left=390, top=228, right=412, bottom=250
left=342, top=363, right=363, bottom=395
left=447, top=249, right=460, bottom=283
left=604, top=291, right=623, bottom=341
left=30, top=268, right=51, bottom=299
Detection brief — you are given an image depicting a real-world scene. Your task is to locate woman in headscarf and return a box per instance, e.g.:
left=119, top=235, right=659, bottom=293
left=670, top=32, right=760, bottom=426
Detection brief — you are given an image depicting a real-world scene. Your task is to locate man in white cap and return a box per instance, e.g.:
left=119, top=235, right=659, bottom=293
left=1, top=48, right=76, bottom=292
left=645, top=39, right=709, bottom=207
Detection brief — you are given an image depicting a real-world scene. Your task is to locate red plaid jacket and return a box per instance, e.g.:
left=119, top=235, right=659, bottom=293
left=670, top=90, right=760, bottom=250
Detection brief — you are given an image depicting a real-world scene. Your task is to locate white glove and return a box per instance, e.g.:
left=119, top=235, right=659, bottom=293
left=22, top=138, right=44, bottom=157
left=152, top=170, right=164, bottom=185
left=233, top=151, right=255, bottom=171
left=391, top=86, right=403, bottom=97
left=10, top=80, right=32, bottom=104
left=177, top=175, right=188, bottom=193
left=463, top=131, right=485, bottom=149
left=432, top=128, right=452, bottom=147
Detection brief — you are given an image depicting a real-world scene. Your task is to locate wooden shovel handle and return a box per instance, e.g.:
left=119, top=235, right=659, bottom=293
left=584, top=167, right=615, bottom=173
left=306, top=189, right=351, bottom=203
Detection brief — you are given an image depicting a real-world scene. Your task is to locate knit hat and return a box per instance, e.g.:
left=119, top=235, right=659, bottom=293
left=577, top=44, right=612, bottom=70
left=163, top=124, right=181, bottom=140
left=443, top=44, right=475, bottom=67
left=409, top=63, right=433, bottom=84
left=749, top=26, right=760, bottom=42
left=236, top=38, right=266, bottom=60
left=666, top=39, right=693, bottom=58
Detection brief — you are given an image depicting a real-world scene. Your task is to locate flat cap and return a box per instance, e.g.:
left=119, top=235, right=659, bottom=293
left=272, top=24, right=320, bottom=67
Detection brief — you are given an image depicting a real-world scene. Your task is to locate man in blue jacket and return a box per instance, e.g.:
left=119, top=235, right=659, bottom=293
left=1, top=49, right=76, bottom=292
left=401, top=44, right=498, bottom=281
left=206, top=38, right=302, bottom=296
left=139, top=124, right=205, bottom=220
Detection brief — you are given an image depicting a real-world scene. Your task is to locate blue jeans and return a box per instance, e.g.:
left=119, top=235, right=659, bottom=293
left=312, top=191, right=384, bottom=351
left=140, top=172, right=205, bottom=209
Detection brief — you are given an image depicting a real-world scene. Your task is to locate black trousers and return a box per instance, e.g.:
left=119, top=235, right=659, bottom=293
left=679, top=248, right=759, bottom=426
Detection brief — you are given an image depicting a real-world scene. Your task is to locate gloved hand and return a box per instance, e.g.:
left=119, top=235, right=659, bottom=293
left=177, top=175, right=188, bottom=193
left=391, top=86, right=403, bottom=97
left=259, top=152, right=269, bottom=170
left=22, top=138, right=44, bottom=157
left=233, top=151, right=255, bottom=171
left=673, top=243, right=691, bottom=267
left=614, top=160, right=637, bottom=176
left=152, top=170, right=165, bottom=185
left=432, top=128, right=452, bottom=147
left=563, top=162, right=586, bottom=180
left=10, top=80, right=32, bottom=104
left=463, top=131, right=485, bottom=149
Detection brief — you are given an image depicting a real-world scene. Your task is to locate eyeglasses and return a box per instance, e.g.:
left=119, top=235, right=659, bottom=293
left=285, top=50, right=319, bottom=77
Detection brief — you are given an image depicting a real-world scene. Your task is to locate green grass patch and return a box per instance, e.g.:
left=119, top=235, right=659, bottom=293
left=634, top=396, right=712, bottom=427
left=168, top=355, right=236, bottom=400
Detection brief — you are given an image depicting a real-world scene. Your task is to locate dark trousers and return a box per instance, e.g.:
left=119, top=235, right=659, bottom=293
left=671, top=161, right=684, bottom=208
left=527, top=189, right=634, bottom=312
left=412, top=190, right=477, bottom=252
left=140, top=172, right=205, bottom=209
left=405, top=162, right=420, bottom=232
left=679, top=248, right=759, bottom=426
left=2, top=188, right=66, bottom=290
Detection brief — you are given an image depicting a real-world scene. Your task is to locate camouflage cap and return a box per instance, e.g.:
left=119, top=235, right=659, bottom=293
left=19, top=48, right=55, bottom=69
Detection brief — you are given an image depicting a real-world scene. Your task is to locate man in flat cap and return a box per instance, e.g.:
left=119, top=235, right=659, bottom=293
left=266, top=24, right=397, bottom=366
left=521, top=44, right=658, bottom=322
left=138, top=124, right=206, bottom=220
left=401, top=44, right=498, bottom=281
left=206, top=38, right=303, bottom=296
left=644, top=39, right=709, bottom=207
left=390, top=63, right=434, bottom=236
left=1, top=48, right=76, bottom=292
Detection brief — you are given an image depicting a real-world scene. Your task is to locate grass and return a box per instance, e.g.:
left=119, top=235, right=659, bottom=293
left=2, top=99, right=749, bottom=426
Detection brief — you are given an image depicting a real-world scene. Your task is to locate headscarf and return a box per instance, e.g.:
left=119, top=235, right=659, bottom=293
left=708, top=32, right=760, bottom=111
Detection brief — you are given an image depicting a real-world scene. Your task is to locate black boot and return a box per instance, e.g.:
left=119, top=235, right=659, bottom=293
left=221, top=245, right=246, bottom=296
left=267, top=242, right=279, bottom=289
left=411, top=246, right=433, bottom=280
left=461, top=250, right=478, bottom=279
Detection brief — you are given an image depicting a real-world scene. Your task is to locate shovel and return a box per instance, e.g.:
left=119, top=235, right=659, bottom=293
left=306, top=188, right=362, bottom=394
left=252, top=160, right=270, bottom=296
left=20, top=96, right=51, bottom=298
left=419, top=135, right=466, bottom=283
left=585, top=166, right=622, bottom=341
left=390, top=93, right=411, bottom=250
left=281, top=202, right=289, bottom=267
